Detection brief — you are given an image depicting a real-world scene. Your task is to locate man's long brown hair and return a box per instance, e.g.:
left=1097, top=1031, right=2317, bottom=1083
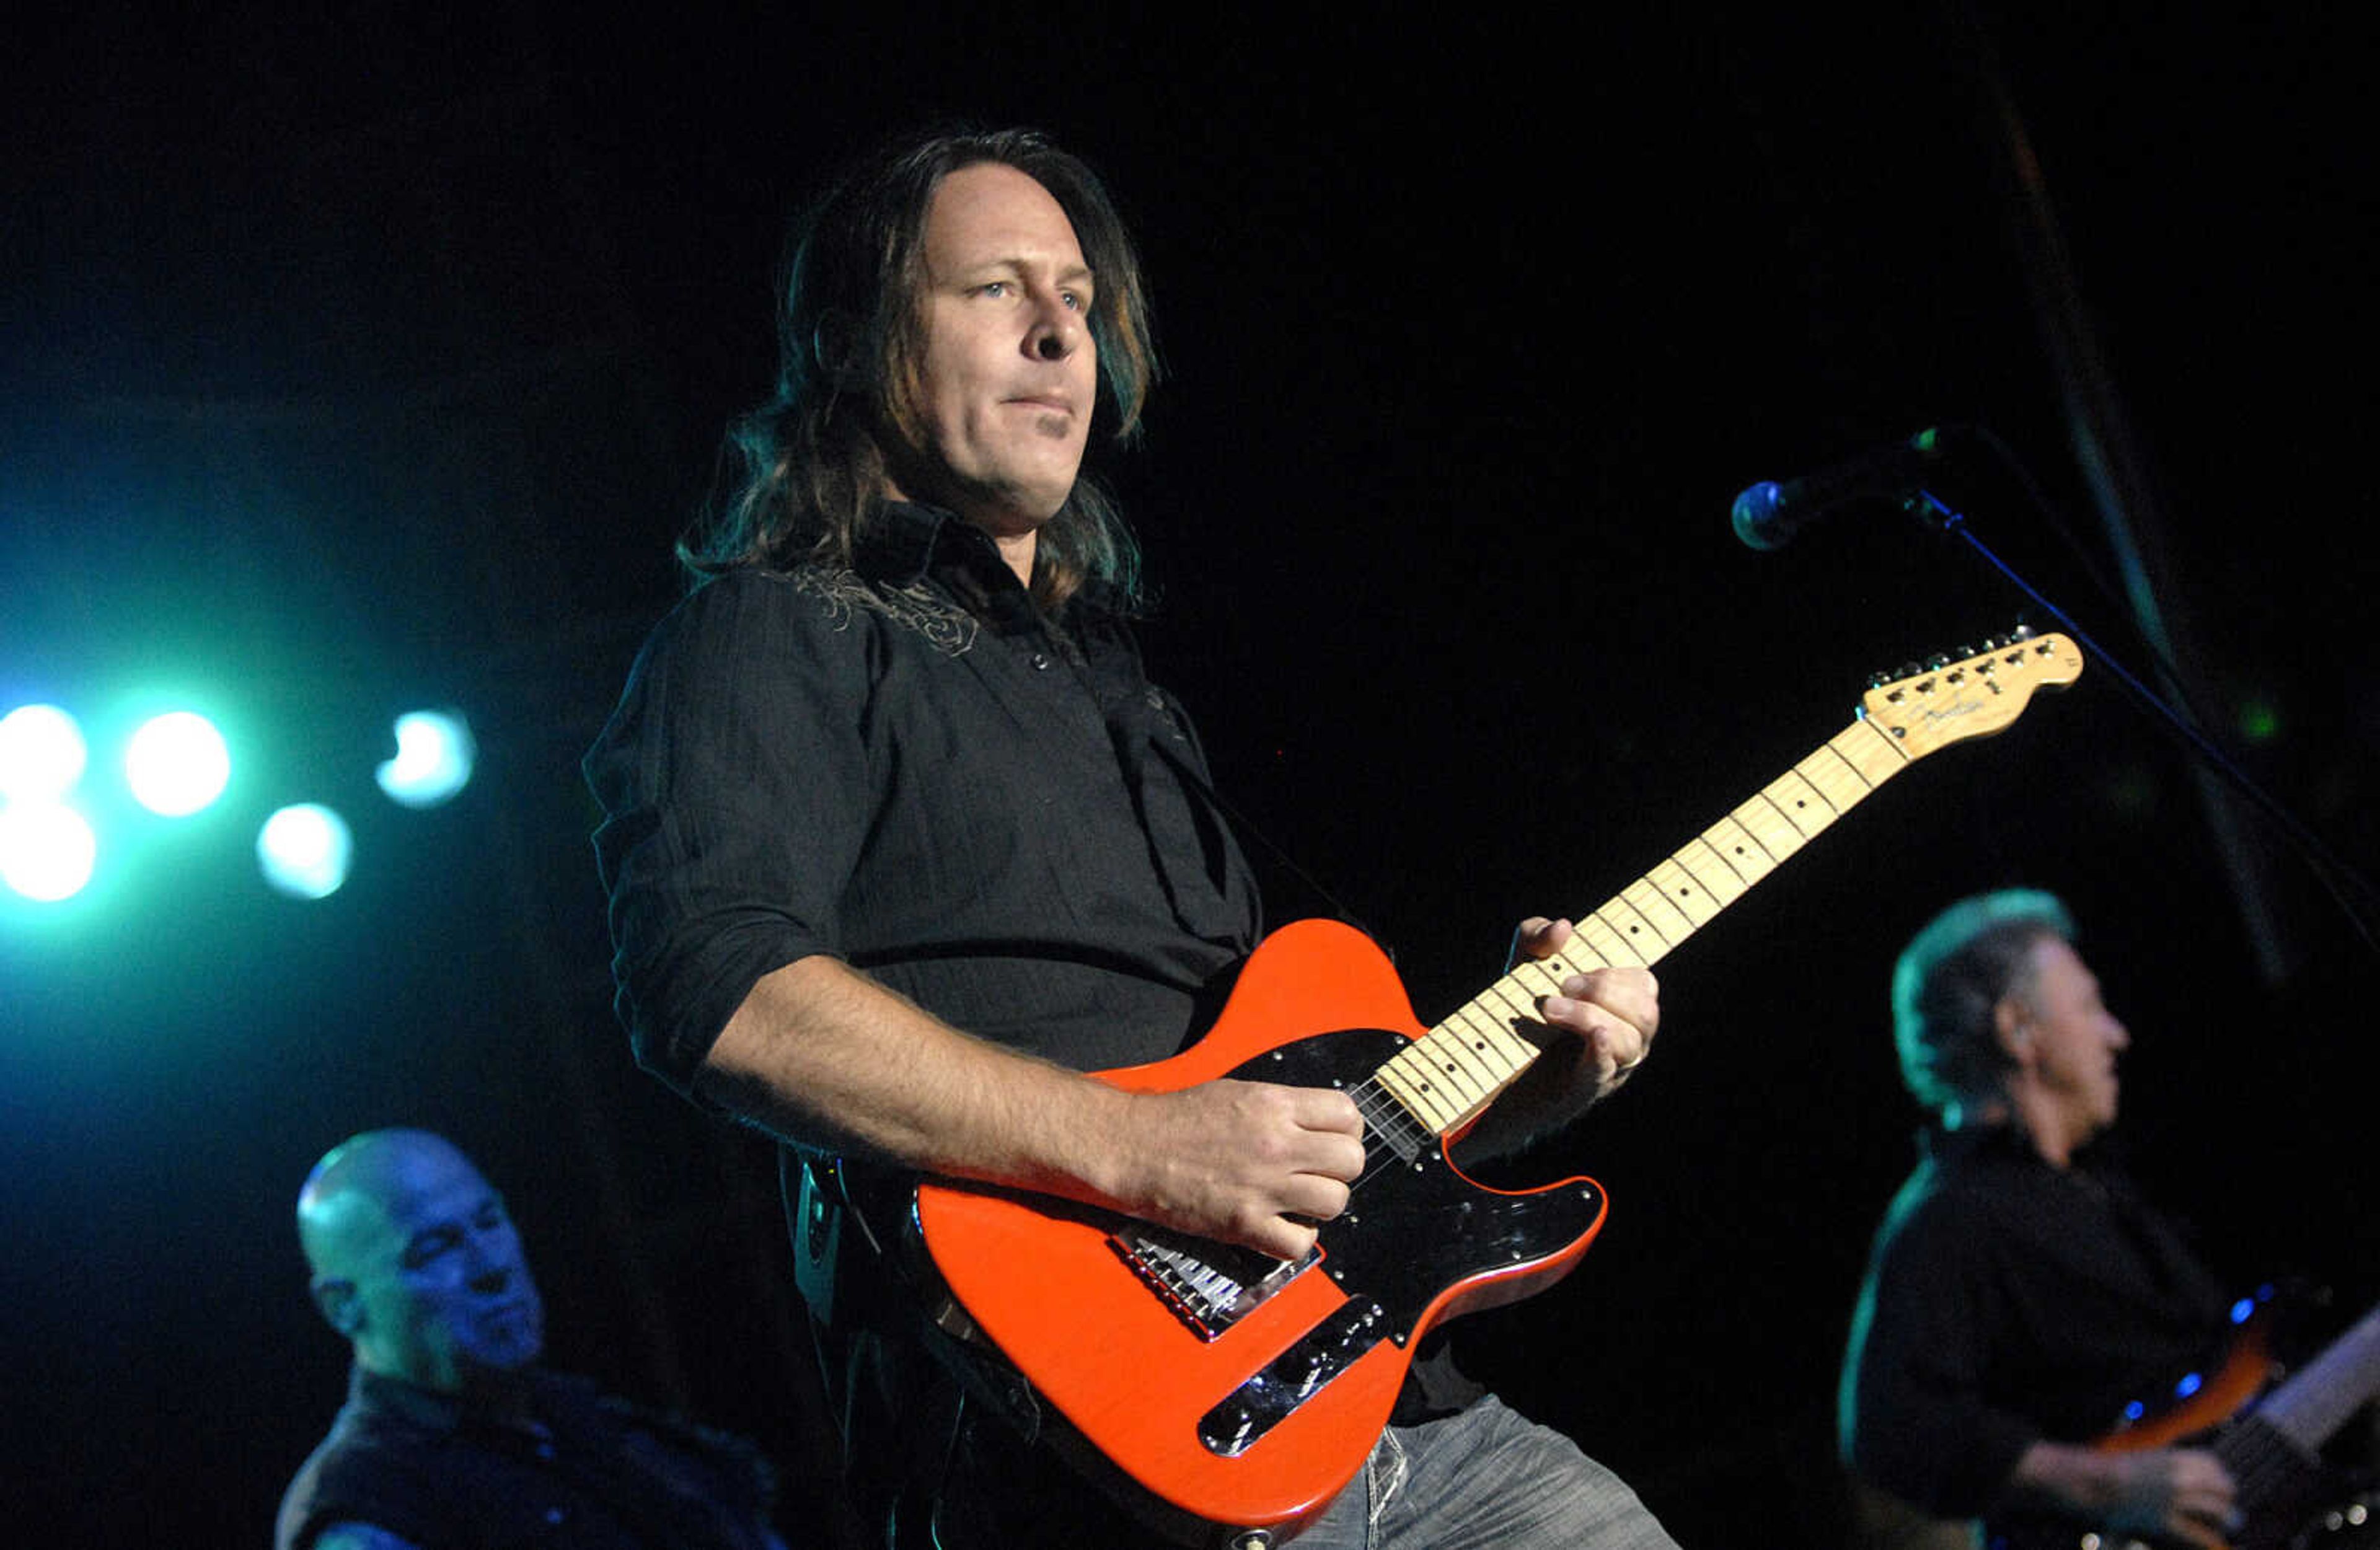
left=683, top=126, right=1158, bottom=610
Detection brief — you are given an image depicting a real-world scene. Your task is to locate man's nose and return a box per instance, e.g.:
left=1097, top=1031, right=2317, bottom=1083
left=461, top=1235, right=513, bottom=1289
left=1027, top=294, right=1082, bottom=359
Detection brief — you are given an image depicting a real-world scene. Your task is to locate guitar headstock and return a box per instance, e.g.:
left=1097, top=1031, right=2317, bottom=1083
left=1861, top=631, right=2083, bottom=759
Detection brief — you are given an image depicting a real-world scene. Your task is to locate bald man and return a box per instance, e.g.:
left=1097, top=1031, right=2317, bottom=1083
left=275, top=1129, right=787, bottom=1550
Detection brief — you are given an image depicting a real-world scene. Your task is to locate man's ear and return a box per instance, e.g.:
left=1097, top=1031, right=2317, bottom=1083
left=1992, top=997, right=2034, bottom=1065
left=812, top=310, right=865, bottom=387
left=312, top=1276, right=363, bottom=1338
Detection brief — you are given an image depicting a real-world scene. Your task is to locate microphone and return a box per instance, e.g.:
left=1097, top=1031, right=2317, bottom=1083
left=1730, top=426, right=1960, bottom=551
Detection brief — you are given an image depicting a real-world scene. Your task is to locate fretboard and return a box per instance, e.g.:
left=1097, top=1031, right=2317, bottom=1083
left=1371, top=715, right=1916, bottom=1135
left=2258, top=1299, right=2380, bottom=1455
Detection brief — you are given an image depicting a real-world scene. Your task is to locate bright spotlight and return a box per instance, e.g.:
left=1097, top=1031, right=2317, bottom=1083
left=0, top=704, right=89, bottom=802
left=0, top=800, right=99, bottom=902
left=257, top=803, right=353, bottom=899
left=125, top=711, right=232, bottom=817
left=375, top=710, right=475, bottom=809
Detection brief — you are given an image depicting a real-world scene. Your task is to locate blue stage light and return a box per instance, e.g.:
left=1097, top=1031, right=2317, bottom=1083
left=0, top=800, right=99, bottom=902
left=124, top=711, right=231, bottom=817
left=375, top=710, right=475, bottom=809
left=256, top=804, right=353, bottom=899
left=0, top=704, right=89, bottom=802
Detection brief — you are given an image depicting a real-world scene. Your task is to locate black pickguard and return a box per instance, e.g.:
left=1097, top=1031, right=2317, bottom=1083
left=1230, top=1026, right=1602, bottom=1345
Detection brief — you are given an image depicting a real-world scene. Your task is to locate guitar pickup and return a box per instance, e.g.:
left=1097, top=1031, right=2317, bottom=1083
left=1197, top=1298, right=1390, bottom=1457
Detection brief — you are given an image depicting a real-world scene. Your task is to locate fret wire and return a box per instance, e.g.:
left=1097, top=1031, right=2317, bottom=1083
left=1586, top=907, right=1660, bottom=961
left=1704, top=813, right=1780, bottom=872
left=1428, top=1005, right=1523, bottom=1090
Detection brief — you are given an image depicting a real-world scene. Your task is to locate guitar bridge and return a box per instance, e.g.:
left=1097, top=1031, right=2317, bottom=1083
left=1110, top=1228, right=1316, bottom=1342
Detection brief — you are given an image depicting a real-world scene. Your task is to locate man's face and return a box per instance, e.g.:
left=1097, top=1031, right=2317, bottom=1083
left=330, top=1140, right=545, bottom=1391
left=2010, top=936, right=2131, bottom=1145
left=892, top=161, right=1099, bottom=539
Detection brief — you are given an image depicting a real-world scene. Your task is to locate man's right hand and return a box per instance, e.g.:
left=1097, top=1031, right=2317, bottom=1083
left=2013, top=1440, right=2237, bottom=1549
left=2100, top=1447, right=2238, bottom=1549
left=1104, top=1080, right=1366, bottom=1262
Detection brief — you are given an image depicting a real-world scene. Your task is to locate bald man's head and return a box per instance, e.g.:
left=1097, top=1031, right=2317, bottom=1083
left=299, top=1129, right=544, bottom=1392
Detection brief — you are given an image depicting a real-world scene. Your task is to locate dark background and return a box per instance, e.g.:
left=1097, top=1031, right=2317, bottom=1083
left=2, top=4, right=2373, bottom=1545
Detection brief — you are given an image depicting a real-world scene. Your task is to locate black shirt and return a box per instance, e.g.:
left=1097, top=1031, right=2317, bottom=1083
left=275, top=1366, right=780, bottom=1550
left=584, top=502, right=1261, bottom=1092
left=1839, top=1123, right=2231, bottom=1518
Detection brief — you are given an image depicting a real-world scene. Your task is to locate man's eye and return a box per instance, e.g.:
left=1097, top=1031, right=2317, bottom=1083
left=404, top=1233, right=458, bottom=1269
left=979, top=281, right=1008, bottom=298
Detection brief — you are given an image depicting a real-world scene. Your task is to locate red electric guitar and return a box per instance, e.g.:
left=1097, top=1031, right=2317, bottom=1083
left=914, top=632, right=2086, bottom=1546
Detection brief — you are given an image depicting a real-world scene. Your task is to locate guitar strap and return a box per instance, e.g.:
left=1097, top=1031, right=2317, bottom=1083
left=788, top=1153, right=1196, bottom=1546
left=787, top=1151, right=1048, bottom=1440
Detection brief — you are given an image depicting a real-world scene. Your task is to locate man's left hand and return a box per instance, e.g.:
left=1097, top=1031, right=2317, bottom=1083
left=1513, top=916, right=1660, bottom=1099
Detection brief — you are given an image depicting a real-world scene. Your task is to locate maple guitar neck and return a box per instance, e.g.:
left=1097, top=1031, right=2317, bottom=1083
left=1376, top=631, right=2086, bottom=1138
left=2259, top=1298, right=2380, bottom=1455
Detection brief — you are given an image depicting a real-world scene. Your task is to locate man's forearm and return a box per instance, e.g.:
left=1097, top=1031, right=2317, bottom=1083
left=692, top=954, right=1369, bottom=1261
left=695, top=954, right=1140, bottom=1205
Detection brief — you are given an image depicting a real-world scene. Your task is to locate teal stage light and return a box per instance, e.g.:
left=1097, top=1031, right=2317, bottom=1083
left=0, top=799, right=99, bottom=902
left=375, top=710, right=475, bottom=809
left=124, top=711, right=231, bottom=817
left=0, top=704, right=89, bottom=802
left=257, top=803, right=353, bottom=899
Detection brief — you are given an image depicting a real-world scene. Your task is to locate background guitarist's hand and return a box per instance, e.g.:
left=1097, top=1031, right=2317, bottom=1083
left=1111, top=1080, right=1367, bottom=1262
left=2011, top=1439, right=2238, bottom=1548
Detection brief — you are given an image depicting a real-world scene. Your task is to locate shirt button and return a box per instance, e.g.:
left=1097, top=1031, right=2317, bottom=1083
left=1029, top=651, right=1051, bottom=671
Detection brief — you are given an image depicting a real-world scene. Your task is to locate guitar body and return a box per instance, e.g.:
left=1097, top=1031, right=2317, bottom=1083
left=915, top=918, right=1608, bottom=1541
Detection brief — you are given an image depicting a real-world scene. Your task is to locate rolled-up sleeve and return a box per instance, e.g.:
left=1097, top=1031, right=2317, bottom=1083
left=583, top=572, right=872, bottom=1097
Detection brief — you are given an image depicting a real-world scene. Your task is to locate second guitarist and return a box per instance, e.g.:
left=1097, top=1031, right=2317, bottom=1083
left=1840, top=889, right=2294, bottom=1549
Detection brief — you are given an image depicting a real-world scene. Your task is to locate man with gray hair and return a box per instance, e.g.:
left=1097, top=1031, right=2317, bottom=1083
left=1838, top=890, right=2238, bottom=1548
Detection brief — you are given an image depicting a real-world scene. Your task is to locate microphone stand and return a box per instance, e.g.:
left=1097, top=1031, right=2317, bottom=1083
left=1902, top=485, right=2379, bottom=954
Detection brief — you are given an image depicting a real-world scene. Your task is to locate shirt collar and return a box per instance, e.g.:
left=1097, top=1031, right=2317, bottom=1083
left=351, top=1363, right=467, bottom=1433
left=853, top=501, right=1002, bottom=588
left=853, top=500, right=1127, bottom=633
left=350, top=1362, right=550, bottom=1434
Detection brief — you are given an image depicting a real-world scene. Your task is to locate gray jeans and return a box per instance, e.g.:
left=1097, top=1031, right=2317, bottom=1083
left=1290, top=1396, right=1680, bottom=1550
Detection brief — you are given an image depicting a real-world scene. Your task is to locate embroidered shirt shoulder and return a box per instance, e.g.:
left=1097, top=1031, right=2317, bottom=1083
left=787, top=565, right=979, bottom=657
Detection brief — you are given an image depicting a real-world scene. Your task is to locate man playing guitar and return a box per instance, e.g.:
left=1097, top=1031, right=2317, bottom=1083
left=587, top=126, right=1673, bottom=1548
